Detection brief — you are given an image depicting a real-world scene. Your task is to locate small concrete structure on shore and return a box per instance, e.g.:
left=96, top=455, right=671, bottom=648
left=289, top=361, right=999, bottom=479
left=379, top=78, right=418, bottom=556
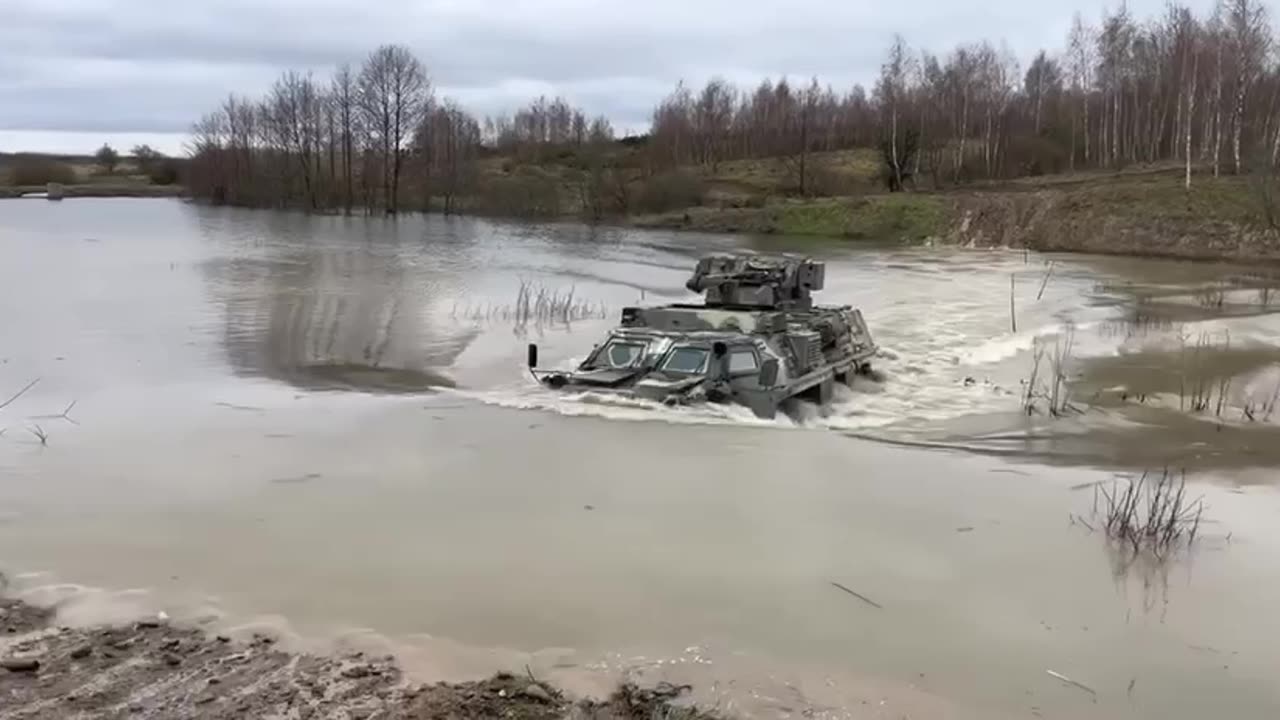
left=46, top=182, right=65, bottom=200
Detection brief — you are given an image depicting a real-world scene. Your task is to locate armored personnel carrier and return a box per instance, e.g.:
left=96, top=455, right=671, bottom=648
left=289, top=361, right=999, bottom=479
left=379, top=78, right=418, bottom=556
left=526, top=253, right=878, bottom=418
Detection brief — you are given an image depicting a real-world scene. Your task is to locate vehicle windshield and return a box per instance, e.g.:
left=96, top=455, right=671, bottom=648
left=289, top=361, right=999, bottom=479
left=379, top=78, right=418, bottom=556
left=593, top=340, right=645, bottom=369
left=660, top=346, right=709, bottom=374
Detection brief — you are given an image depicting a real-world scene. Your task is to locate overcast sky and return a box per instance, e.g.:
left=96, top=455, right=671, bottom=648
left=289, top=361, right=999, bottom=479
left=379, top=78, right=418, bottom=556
left=2, top=0, right=1216, bottom=155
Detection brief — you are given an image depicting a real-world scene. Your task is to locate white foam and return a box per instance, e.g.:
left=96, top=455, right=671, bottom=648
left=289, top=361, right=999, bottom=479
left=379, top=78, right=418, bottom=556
left=451, top=385, right=795, bottom=429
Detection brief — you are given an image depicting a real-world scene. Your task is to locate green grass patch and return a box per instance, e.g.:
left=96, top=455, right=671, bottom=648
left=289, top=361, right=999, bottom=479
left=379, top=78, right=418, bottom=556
left=1059, top=173, right=1263, bottom=226
left=774, top=194, right=948, bottom=241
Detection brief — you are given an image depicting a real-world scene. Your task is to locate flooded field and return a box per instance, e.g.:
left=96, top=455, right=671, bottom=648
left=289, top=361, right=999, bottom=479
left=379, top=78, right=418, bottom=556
left=2, top=198, right=1280, bottom=719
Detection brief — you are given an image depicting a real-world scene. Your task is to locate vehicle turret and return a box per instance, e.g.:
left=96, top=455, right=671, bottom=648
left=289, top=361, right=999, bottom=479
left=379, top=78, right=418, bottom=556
left=684, top=253, right=825, bottom=311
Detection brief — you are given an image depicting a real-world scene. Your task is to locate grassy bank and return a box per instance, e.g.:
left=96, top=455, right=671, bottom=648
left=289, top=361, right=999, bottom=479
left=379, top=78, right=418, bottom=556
left=633, top=165, right=1280, bottom=261
left=0, top=184, right=184, bottom=199
left=633, top=193, right=949, bottom=242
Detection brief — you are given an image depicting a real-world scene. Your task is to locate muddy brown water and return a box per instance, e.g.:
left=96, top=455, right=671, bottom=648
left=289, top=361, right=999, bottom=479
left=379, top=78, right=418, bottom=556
left=2, top=198, right=1280, bottom=719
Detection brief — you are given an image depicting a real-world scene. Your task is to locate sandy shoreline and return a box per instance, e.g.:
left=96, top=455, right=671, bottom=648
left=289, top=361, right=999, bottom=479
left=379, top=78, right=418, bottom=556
left=0, top=596, right=716, bottom=719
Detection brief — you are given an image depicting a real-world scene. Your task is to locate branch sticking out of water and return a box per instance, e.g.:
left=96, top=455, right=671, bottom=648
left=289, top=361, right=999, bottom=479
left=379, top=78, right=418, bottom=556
left=1009, top=274, right=1017, bottom=333
left=1046, top=670, right=1097, bottom=699
left=27, top=424, right=48, bottom=446
left=0, top=378, right=40, bottom=412
left=1036, top=262, right=1055, bottom=301
left=28, top=400, right=79, bottom=425
left=829, top=581, right=883, bottom=609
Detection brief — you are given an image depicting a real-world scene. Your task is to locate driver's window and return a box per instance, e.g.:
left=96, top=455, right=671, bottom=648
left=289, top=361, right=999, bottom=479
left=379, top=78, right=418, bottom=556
left=606, top=342, right=643, bottom=368
left=728, top=349, right=759, bottom=374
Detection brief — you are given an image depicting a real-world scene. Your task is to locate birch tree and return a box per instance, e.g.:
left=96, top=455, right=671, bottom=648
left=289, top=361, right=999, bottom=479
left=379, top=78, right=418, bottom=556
left=1224, top=0, right=1271, bottom=173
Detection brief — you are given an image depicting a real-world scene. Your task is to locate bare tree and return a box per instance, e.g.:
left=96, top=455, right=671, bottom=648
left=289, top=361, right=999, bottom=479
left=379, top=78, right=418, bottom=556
left=1208, top=8, right=1227, bottom=176
left=693, top=78, right=736, bottom=170
left=358, top=44, right=429, bottom=214
left=1067, top=14, right=1095, bottom=169
left=331, top=64, right=359, bottom=214
left=1025, top=51, right=1062, bottom=135
left=417, top=100, right=480, bottom=214
left=1224, top=0, right=1271, bottom=174
left=878, top=35, right=915, bottom=190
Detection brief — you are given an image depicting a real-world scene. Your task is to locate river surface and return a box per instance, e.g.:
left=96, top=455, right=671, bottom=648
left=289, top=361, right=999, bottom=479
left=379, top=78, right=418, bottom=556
left=2, top=198, right=1280, bottom=719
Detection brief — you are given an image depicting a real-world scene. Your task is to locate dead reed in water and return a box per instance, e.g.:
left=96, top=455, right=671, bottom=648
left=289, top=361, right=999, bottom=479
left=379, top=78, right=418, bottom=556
left=451, top=281, right=608, bottom=328
left=1241, top=380, right=1280, bottom=423
left=1021, top=324, right=1078, bottom=417
left=1178, top=330, right=1233, bottom=416
left=1094, top=469, right=1204, bottom=560
left=1194, top=282, right=1228, bottom=309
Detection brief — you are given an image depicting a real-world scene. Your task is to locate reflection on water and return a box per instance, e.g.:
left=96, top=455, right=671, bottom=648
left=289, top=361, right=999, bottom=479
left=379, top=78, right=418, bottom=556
left=198, top=210, right=480, bottom=392
left=2, top=200, right=1280, bottom=719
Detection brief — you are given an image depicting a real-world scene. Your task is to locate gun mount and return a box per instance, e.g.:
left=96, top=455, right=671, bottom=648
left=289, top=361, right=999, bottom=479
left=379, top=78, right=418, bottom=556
left=684, top=253, right=825, bottom=311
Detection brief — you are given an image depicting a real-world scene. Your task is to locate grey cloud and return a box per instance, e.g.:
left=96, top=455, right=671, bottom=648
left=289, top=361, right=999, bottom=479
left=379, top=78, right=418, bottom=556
left=2, top=0, right=1217, bottom=142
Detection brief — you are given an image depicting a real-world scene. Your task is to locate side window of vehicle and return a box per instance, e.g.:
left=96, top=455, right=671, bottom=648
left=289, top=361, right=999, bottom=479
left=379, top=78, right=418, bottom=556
left=728, top=349, right=759, bottom=374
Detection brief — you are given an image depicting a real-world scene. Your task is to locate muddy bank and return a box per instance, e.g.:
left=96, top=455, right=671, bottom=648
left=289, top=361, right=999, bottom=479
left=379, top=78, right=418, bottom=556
left=0, top=597, right=719, bottom=719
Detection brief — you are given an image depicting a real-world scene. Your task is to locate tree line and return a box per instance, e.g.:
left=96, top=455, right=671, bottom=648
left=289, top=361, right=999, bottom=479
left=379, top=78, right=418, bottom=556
left=649, top=0, right=1276, bottom=191
left=188, top=0, right=1277, bottom=215
left=187, top=44, right=614, bottom=214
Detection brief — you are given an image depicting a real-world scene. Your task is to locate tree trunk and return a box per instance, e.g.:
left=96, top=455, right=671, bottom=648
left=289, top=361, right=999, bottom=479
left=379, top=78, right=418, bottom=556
left=1213, top=102, right=1222, bottom=177
left=1213, top=39, right=1224, bottom=177
left=914, top=103, right=925, bottom=180
left=1083, top=92, right=1091, bottom=166
left=343, top=132, right=353, bottom=215
left=799, top=108, right=809, bottom=196
left=1232, top=82, right=1246, bottom=174
left=1112, top=90, right=1120, bottom=166
left=956, top=92, right=969, bottom=182
left=1272, top=118, right=1280, bottom=167
left=1186, top=60, right=1197, bottom=191
left=984, top=108, right=993, bottom=177
left=1070, top=103, right=1078, bottom=172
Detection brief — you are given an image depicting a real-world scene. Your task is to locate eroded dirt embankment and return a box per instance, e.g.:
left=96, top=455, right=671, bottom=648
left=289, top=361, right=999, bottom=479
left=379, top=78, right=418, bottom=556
left=0, top=597, right=715, bottom=720
left=942, top=172, right=1280, bottom=262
